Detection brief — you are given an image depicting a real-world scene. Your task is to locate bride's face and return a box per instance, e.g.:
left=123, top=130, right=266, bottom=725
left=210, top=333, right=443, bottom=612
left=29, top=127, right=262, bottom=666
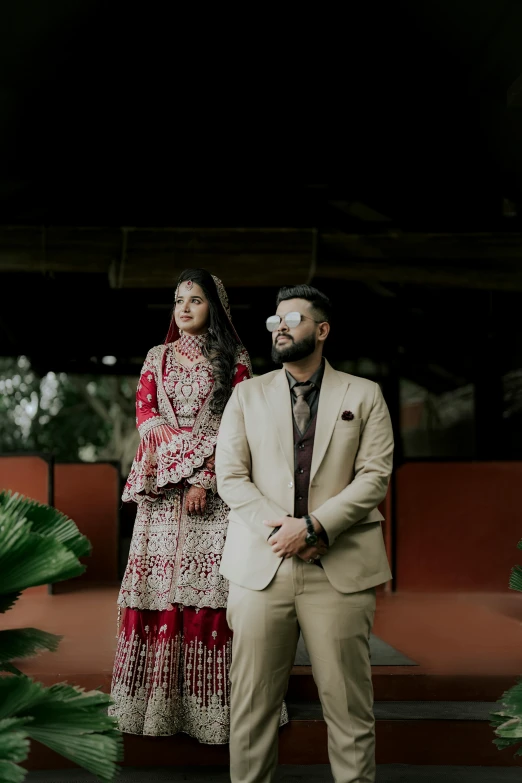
left=174, top=281, right=210, bottom=335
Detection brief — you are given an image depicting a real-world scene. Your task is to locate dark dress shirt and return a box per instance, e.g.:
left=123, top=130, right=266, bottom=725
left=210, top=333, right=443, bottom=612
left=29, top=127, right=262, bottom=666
left=285, top=360, right=328, bottom=552
left=285, top=360, right=325, bottom=427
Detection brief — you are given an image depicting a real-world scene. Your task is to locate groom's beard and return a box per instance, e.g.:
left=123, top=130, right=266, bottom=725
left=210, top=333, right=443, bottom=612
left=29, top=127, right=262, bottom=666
left=271, top=333, right=317, bottom=364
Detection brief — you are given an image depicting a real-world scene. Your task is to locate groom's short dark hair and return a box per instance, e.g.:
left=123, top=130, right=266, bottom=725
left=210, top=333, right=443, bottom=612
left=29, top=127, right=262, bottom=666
left=276, top=285, right=332, bottom=323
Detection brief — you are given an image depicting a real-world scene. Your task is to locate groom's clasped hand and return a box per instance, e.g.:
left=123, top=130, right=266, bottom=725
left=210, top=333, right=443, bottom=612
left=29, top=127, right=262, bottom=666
left=263, top=515, right=328, bottom=560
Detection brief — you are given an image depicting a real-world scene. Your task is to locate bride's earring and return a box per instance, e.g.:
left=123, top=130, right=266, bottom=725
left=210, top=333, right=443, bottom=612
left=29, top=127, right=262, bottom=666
left=208, top=327, right=214, bottom=335
left=179, top=328, right=184, bottom=335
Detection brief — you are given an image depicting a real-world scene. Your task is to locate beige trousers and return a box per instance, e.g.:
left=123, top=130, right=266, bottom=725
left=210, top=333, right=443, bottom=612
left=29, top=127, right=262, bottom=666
left=226, top=556, right=377, bottom=783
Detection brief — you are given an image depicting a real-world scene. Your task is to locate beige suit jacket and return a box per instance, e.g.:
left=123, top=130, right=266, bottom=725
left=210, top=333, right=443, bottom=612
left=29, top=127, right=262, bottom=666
left=216, top=359, right=393, bottom=593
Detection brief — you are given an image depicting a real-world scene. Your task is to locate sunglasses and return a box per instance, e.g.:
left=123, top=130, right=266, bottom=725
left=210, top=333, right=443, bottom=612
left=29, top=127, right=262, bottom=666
left=265, top=312, right=323, bottom=332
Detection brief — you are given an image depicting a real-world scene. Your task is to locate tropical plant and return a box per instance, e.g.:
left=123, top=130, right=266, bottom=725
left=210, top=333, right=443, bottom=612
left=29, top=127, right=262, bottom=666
left=491, top=538, right=522, bottom=756
left=0, top=490, right=123, bottom=782
left=0, top=356, right=139, bottom=474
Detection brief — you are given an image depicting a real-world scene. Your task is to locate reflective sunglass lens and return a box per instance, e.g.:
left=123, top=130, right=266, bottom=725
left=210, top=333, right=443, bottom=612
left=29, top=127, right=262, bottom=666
left=266, top=316, right=280, bottom=332
left=285, top=312, right=301, bottom=329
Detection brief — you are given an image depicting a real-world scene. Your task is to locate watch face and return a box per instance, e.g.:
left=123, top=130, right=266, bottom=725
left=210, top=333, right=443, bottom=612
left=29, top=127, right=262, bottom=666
left=305, top=532, right=318, bottom=546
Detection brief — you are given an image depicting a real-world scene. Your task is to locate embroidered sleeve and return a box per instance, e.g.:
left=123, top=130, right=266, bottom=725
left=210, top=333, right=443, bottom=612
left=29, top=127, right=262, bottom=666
left=136, top=349, right=165, bottom=437
left=187, top=454, right=217, bottom=493
left=122, top=347, right=216, bottom=503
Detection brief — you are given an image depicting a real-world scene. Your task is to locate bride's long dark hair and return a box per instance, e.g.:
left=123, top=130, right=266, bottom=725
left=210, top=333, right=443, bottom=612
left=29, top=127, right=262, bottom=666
left=174, top=268, right=238, bottom=414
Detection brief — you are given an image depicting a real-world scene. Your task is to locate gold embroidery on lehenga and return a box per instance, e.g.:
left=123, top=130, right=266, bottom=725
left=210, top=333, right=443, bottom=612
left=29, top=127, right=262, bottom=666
left=118, top=343, right=238, bottom=611
left=109, top=624, right=233, bottom=744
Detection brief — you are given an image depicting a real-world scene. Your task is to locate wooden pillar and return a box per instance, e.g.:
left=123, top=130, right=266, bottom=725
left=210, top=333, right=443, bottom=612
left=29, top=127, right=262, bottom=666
left=473, top=292, right=504, bottom=459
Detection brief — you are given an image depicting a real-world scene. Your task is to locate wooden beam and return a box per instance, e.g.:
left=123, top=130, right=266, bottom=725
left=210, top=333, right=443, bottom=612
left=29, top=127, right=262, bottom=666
left=318, top=231, right=522, bottom=290
left=0, top=227, right=315, bottom=287
left=321, top=231, right=522, bottom=260
left=2, top=226, right=522, bottom=290
left=317, top=257, right=522, bottom=291
left=121, top=228, right=314, bottom=288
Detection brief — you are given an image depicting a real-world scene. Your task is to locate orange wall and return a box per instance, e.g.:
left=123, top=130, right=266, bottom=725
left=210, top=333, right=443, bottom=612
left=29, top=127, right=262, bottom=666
left=396, top=462, right=522, bottom=591
left=54, top=463, right=120, bottom=584
left=0, top=455, right=51, bottom=504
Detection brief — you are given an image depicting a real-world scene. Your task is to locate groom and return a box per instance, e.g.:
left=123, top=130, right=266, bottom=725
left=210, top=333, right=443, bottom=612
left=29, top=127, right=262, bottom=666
left=216, top=284, right=394, bottom=783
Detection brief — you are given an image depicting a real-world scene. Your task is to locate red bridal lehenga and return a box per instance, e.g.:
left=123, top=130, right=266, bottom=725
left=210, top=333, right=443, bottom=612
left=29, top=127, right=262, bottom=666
left=109, top=278, right=276, bottom=743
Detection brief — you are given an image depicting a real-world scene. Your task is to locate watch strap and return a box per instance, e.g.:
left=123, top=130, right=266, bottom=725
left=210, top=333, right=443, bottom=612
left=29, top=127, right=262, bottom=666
left=304, top=515, right=315, bottom=536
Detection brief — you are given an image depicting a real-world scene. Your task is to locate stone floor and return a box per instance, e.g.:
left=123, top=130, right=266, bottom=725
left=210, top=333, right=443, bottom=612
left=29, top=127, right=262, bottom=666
left=24, top=766, right=522, bottom=782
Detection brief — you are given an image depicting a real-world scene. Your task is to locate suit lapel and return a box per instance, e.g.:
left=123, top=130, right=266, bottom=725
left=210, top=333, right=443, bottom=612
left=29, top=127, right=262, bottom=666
left=262, top=369, right=294, bottom=476
left=310, top=360, right=350, bottom=481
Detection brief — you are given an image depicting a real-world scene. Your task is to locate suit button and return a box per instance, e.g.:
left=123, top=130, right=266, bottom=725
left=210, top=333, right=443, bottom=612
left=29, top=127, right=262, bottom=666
left=297, top=495, right=303, bottom=501
left=298, top=469, right=304, bottom=474
left=288, top=481, right=293, bottom=488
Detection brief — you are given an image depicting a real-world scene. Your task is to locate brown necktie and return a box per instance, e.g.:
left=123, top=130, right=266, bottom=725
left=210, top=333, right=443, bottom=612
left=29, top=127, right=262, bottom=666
left=293, top=383, right=314, bottom=434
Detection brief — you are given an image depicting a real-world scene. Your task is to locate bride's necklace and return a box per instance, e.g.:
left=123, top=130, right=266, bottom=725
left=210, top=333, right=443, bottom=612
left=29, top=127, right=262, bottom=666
left=177, top=331, right=208, bottom=363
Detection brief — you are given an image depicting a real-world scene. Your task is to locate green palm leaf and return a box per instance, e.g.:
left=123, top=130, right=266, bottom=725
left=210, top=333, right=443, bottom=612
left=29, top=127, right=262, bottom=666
left=495, top=720, right=522, bottom=739
left=0, top=493, right=122, bottom=781
left=0, top=629, right=62, bottom=667
left=0, top=760, right=27, bottom=783
left=0, top=677, right=122, bottom=782
left=0, top=594, right=21, bottom=614
left=493, top=543, right=522, bottom=757
left=0, top=492, right=90, bottom=559
left=510, top=565, right=522, bottom=593
left=0, top=677, right=44, bottom=719
left=28, top=729, right=122, bottom=781
left=492, top=680, right=522, bottom=754
left=0, top=718, right=32, bottom=783
left=0, top=718, right=32, bottom=761
left=0, top=664, right=23, bottom=676
left=0, top=511, right=85, bottom=602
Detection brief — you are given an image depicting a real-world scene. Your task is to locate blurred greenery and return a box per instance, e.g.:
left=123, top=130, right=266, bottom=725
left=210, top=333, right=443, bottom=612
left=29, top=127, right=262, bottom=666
left=0, top=356, right=139, bottom=473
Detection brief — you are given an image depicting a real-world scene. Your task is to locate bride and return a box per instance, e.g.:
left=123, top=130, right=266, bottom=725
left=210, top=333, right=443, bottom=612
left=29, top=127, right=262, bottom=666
left=109, top=268, right=255, bottom=743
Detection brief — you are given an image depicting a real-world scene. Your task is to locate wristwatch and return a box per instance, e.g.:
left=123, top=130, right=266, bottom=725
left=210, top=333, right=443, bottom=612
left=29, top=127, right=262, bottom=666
left=304, top=514, right=318, bottom=546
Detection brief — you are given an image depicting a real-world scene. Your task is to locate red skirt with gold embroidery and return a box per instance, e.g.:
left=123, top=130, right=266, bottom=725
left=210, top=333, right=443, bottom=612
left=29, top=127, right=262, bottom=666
left=109, top=605, right=232, bottom=743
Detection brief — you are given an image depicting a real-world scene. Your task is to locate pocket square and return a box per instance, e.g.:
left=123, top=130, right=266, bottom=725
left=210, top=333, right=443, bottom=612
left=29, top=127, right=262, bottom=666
left=341, top=410, right=355, bottom=421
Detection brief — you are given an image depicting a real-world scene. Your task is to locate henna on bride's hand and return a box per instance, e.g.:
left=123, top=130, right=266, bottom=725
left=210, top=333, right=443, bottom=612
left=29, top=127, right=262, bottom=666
left=186, top=485, right=207, bottom=516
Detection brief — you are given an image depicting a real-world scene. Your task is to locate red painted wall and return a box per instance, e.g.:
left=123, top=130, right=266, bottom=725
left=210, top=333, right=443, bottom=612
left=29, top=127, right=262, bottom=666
left=54, top=463, right=120, bottom=585
left=0, top=455, right=51, bottom=504
left=396, top=462, right=522, bottom=591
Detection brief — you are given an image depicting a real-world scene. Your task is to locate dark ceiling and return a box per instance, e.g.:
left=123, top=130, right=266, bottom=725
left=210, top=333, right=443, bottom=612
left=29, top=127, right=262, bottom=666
left=2, top=1, right=522, bottom=404
left=2, top=1, right=522, bottom=230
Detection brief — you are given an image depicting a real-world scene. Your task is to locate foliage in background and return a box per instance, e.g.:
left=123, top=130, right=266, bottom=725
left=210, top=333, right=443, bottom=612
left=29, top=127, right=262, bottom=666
left=0, top=490, right=123, bottom=782
left=491, top=538, right=522, bottom=756
left=0, top=356, right=138, bottom=474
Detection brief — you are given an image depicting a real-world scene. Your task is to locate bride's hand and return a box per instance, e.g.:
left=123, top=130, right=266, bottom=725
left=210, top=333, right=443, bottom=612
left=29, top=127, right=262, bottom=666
left=204, top=455, right=215, bottom=471
left=186, top=485, right=207, bottom=516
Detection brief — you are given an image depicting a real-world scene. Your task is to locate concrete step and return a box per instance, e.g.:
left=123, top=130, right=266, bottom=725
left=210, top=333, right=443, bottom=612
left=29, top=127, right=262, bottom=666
left=24, top=700, right=522, bottom=771
left=289, top=667, right=517, bottom=702
left=23, top=764, right=522, bottom=782
left=291, top=700, right=501, bottom=721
